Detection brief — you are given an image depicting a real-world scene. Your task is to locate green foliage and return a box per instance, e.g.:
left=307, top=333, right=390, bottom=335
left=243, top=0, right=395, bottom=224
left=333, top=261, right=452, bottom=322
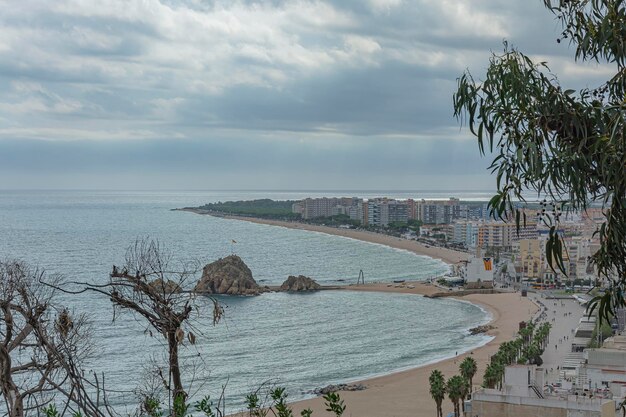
left=459, top=357, right=477, bottom=391
left=387, top=221, right=408, bottom=230
left=429, top=369, right=447, bottom=417
left=482, top=322, right=551, bottom=387
left=454, top=0, right=626, bottom=324
left=44, top=405, right=60, bottom=417
left=323, top=392, right=346, bottom=417
left=407, top=219, right=422, bottom=229
left=197, top=199, right=301, bottom=220
left=194, top=395, right=215, bottom=417
left=305, top=214, right=361, bottom=227
left=446, top=375, right=467, bottom=417
left=246, top=392, right=267, bottom=417
left=143, top=396, right=164, bottom=417
left=270, top=388, right=293, bottom=417
left=246, top=388, right=346, bottom=417
left=173, top=393, right=189, bottom=417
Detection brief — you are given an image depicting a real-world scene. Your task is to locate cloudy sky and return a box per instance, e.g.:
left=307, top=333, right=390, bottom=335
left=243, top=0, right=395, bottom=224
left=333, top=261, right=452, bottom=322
left=0, top=0, right=613, bottom=190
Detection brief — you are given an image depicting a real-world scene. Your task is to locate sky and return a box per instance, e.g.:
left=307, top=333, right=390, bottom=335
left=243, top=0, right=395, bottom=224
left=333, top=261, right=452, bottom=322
left=0, top=0, right=615, bottom=190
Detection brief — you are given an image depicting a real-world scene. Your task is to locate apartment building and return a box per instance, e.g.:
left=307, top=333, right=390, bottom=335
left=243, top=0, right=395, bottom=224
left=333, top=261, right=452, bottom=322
left=417, top=198, right=461, bottom=224
left=406, top=199, right=418, bottom=220
left=448, top=220, right=481, bottom=248
left=298, top=197, right=363, bottom=220
left=367, top=199, right=409, bottom=227
left=478, top=222, right=538, bottom=248
left=459, top=202, right=491, bottom=220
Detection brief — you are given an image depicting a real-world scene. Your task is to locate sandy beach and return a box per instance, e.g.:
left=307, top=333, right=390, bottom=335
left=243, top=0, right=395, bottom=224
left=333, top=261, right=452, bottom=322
left=182, top=210, right=470, bottom=265
left=283, top=285, right=536, bottom=417
left=186, top=211, right=538, bottom=417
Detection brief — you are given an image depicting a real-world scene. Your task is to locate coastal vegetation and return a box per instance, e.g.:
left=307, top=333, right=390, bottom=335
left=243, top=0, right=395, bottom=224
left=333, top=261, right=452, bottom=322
left=428, top=321, right=550, bottom=417
left=428, top=357, right=477, bottom=417
left=428, top=370, right=446, bottom=417
left=454, top=0, right=626, bottom=323
left=445, top=375, right=467, bottom=417
left=483, top=322, right=551, bottom=389
left=459, top=357, right=477, bottom=393
left=196, top=199, right=301, bottom=220
left=303, top=214, right=360, bottom=227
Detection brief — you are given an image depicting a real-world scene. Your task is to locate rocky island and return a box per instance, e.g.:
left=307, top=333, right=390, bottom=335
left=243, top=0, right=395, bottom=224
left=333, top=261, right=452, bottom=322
left=194, top=255, right=267, bottom=296
left=280, top=275, right=321, bottom=292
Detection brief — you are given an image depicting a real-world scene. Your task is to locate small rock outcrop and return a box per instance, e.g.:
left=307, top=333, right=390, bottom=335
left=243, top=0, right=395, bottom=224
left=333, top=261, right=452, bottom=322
left=280, top=275, right=321, bottom=292
left=194, top=255, right=264, bottom=296
left=312, top=384, right=367, bottom=396
left=469, top=324, right=496, bottom=335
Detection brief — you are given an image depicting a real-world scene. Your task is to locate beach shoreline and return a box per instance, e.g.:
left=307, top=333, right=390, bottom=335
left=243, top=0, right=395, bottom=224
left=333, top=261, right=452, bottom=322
left=179, top=209, right=469, bottom=266
left=284, top=288, right=535, bottom=417
left=182, top=210, right=536, bottom=417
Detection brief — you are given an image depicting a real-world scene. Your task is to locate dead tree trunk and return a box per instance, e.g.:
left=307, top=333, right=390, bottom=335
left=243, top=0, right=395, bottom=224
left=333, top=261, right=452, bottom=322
left=0, top=345, right=24, bottom=417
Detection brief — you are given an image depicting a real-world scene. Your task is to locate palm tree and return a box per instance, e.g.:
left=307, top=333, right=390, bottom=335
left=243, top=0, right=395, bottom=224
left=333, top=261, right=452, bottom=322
left=447, top=375, right=465, bottom=417
left=458, top=377, right=470, bottom=414
left=429, top=370, right=446, bottom=417
left=459, top=357, right=478, bottom=395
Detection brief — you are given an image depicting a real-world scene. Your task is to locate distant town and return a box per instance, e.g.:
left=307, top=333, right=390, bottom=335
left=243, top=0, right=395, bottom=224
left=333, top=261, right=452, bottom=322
left=195, top=195, right=604, bottom=293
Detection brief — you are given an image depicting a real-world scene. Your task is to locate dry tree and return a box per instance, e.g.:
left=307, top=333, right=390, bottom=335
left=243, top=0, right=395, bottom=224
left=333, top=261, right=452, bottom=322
left=0, top=260, right=104, bottom=417
left=57, top=239, right=224, bottom=411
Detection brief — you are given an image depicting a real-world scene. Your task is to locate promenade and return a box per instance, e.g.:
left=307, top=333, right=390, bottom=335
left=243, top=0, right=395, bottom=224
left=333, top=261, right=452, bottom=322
left=530, top=293, right=587, bottom=382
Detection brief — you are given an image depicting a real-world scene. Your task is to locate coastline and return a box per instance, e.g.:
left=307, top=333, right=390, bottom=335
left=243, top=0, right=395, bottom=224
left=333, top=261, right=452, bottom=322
left=181, top=210, right=536, bottom=417
left=285, top=287, right=536, bottom=417
left=179, top=209, right=469, bottom=265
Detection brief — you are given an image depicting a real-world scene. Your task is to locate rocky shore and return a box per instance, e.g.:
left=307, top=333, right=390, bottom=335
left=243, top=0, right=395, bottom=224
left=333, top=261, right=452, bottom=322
left=468, top=324, right=496, bottom=335
left=311, top=383, right=367, bottom=396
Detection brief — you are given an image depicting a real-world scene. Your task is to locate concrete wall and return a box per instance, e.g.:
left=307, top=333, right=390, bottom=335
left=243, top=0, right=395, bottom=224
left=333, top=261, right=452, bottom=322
left=471, top=392, right=614, bottom=417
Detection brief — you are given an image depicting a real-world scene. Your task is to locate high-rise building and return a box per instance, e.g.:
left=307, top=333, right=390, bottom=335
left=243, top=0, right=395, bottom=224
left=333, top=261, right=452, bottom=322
left=367, top=199, right=408, bottom=227
left=478, top=222, right=538, bottom=248
left=417, top=198, right=461, bottom=224
left=295, top=197, right=364, bottom=221
left=449, top=221, right=481, bottom=247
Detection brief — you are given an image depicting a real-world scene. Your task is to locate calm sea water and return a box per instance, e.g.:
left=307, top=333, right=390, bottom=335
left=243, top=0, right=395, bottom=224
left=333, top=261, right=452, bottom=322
left=0, top=190, right=492, bottom=413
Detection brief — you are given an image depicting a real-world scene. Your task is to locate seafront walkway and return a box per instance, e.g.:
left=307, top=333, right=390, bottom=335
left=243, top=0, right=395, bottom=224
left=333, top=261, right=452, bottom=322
left=530, top=293, right=587, bottom=382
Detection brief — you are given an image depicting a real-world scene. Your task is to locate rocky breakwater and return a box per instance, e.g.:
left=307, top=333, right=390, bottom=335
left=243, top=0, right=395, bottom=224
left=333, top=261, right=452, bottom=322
left=280, top=275, right=321, bottom=292
left=468, top=324, right=495, bottom=335
left=311, top=383, right=367, bottom=396
left=194, top=255, right=267, bottom=296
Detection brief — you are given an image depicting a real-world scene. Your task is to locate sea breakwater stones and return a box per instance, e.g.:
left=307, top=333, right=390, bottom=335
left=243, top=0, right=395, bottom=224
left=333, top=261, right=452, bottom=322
left=280, top=275, right=321, bottom=292
left=312, top=384, right=367, bottom=396
left=194, top=255, right=265, bottom=295
left=468, top=324, right=495, bottom=335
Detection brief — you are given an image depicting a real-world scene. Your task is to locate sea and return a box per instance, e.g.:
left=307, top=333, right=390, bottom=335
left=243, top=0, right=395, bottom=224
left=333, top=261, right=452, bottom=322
left=0, top=190, right=494, bottom=413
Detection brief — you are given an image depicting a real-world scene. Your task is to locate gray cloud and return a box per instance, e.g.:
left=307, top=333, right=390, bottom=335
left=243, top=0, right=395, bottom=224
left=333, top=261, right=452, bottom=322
left=0, top=0, right=614, bottom=189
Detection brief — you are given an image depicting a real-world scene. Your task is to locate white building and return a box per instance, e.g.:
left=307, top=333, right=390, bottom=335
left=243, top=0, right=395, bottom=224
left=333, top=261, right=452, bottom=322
left=471, top=365, right=616, bottom=417
left=460, top=255, right=495, bottom=283
left=581, top=336, right=626, bottom=399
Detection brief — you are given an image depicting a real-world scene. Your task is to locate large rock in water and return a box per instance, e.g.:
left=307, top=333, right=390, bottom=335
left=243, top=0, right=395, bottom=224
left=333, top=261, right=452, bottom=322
left=280, top=275, right=321, bottom=292
left=195, top=255, right=264, bottom=295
